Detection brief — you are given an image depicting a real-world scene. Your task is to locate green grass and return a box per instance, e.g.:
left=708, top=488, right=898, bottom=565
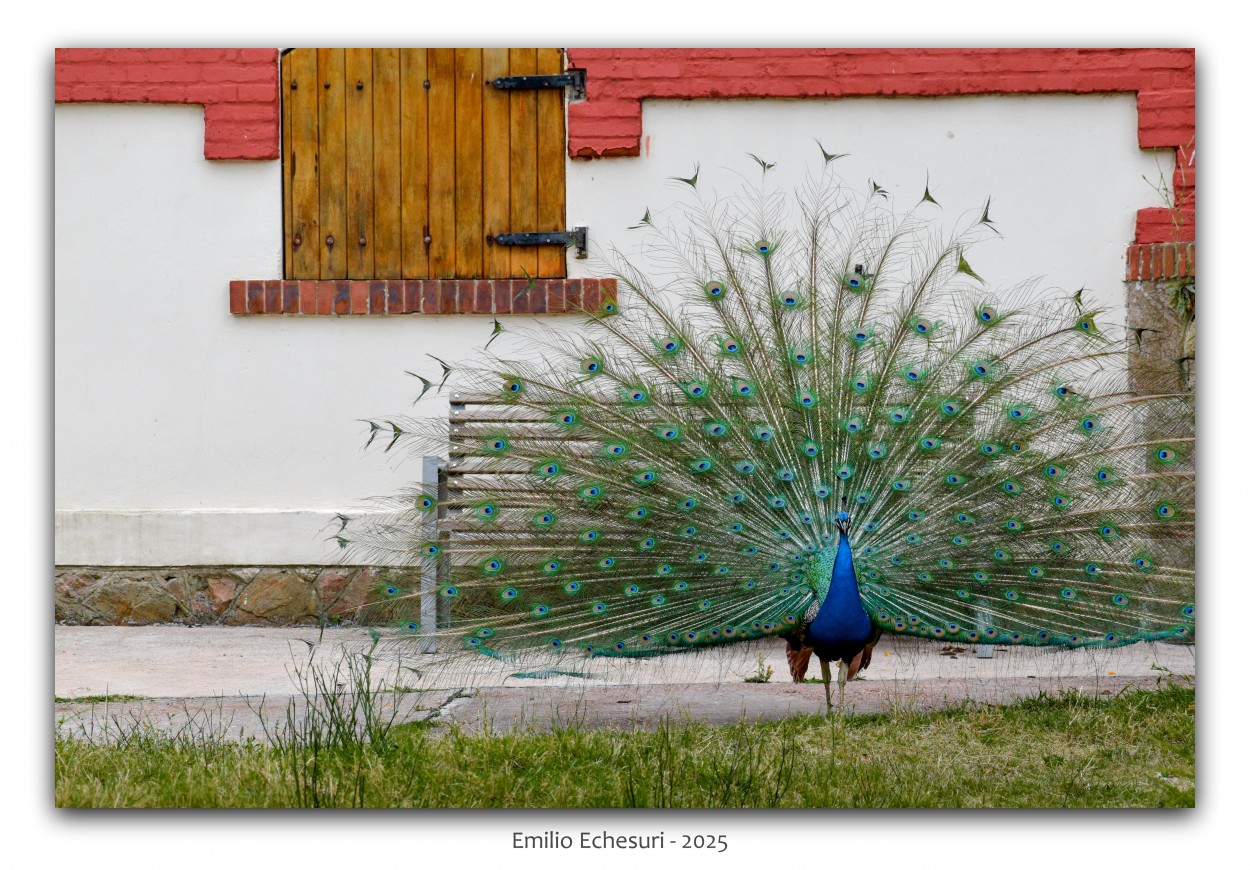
left=55, top=683, right=1194, bottom=808
left=56, top=694, right=150, bottom=704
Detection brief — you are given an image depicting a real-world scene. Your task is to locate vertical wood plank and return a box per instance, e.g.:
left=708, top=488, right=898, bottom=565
left=345, top=48, right=374, bottom=278
left=372, top=48, right=401, bottom=279
left=508, top=48, right=538, bottom=278
left=481, top=48, right=511, bottom=279
left=453, top=48, right=484, bottom=278
left=427, top=49, right=457, bottom=280
left=400, top=49, right=429, bottom=278
left=281, top=52, right=293, bottom=277
left=288, top=49, right=320, bottom=279
left=317, top=48, right=347, bottom=279
left=535, top=48, right=567, bottom=278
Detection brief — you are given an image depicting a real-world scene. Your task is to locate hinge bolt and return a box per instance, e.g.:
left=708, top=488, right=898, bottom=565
left=358, top=236, right=367, bottom=247
left=424, top=234, right=432, bottom=245
left=356, top=80, right=364, bottom=90
left=326, top=235, right=335, bottom=248
left=293, top=234, right=302, bottom=248
left=324, top=81, right=330, bottom=89
left=423, top=80, right=430, bottom=89
left=290, top=80, right=298, bottom=90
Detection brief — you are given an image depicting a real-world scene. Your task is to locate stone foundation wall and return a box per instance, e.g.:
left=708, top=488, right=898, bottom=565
left=55, top=566, right=417, bottom=626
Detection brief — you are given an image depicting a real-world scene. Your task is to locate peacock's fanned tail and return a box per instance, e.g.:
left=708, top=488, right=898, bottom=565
left=350, top=171, right=1195, bottom=661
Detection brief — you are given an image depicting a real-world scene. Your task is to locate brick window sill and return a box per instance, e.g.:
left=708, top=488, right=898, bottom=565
left=228, top=278, right=617, bottom=316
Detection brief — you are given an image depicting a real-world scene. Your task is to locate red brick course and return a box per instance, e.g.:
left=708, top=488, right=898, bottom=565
left=228, top=278, right=617, bottom=316
left=54, top=48, right=279, bottom=160
left=1125, top=243, right=1195, bottom=282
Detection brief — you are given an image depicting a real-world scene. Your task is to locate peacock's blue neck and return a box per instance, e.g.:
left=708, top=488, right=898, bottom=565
left=807, top=534, right=874, bottom=659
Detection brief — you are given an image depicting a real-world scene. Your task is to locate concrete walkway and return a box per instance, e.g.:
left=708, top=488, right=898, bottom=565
left=54, top=625, right=1196, bottom=741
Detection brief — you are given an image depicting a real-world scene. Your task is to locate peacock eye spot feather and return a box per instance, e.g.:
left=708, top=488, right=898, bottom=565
left=978, top=306, right=997, bottom=322
left=580, top=358, right=602, bottom=374
left=1157, top=502, right=1176, bottom=518
left=755, top=239, right=773, bottom=255
left=704, top=281, right=726, bottom=298
left=501, top=587, right=518, bottom=600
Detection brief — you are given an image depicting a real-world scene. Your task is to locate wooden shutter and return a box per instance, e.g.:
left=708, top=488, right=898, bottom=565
left=281, top=48, right=567, bottom=280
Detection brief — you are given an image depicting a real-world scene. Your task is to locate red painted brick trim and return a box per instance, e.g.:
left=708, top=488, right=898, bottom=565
left=1125, top=243, right=1195, bottom=282
left=565, top=48, right=1195, bottom=243
left=228, top=279, right=617, bottom=316
left=54, top=48, right=279, bottom=160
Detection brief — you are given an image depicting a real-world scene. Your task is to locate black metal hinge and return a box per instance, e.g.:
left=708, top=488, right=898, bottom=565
left=492, top=69, right=586, bottom=102
left=489, top=228, right=588, bottom=259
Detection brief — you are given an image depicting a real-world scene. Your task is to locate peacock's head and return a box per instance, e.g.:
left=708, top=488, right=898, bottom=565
left=834, top=498, right=852, bottom=538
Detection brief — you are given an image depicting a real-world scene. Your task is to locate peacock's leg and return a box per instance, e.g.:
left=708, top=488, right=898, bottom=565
left=820, top=659, right=832, bottom=711
left=837, top=659, right=849, bottom=711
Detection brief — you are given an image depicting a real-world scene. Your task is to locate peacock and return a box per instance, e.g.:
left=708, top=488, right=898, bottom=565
left=349, top=160, right=1195, bottom=712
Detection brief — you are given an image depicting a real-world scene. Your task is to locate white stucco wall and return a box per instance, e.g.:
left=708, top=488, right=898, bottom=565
left=54, top=94, right=1170, bottom=565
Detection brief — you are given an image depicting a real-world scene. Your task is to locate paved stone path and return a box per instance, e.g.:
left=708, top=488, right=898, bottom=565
left=54, top=625, right=1195, bottom=741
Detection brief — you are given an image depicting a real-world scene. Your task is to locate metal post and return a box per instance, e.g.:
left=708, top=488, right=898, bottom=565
left=418, top=455, right=444, bottom=654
